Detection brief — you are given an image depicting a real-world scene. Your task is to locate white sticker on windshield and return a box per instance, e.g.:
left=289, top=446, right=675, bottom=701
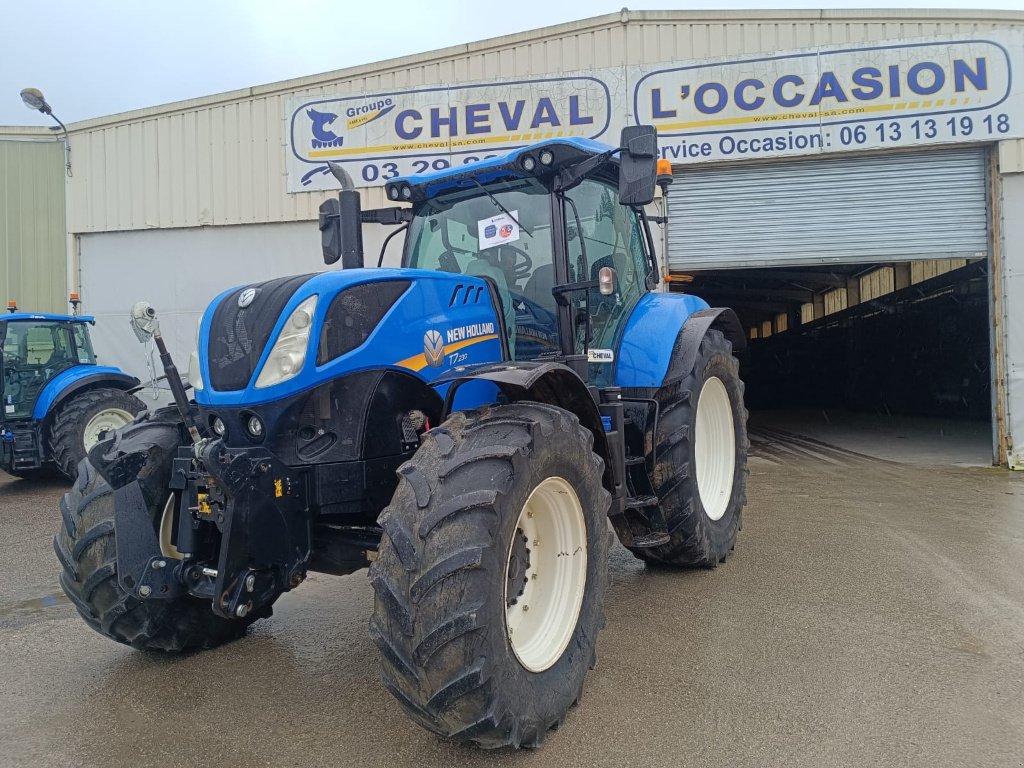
left=477, top=210, right=520, bottom=250
left=4, top=405, right=14, bottom=414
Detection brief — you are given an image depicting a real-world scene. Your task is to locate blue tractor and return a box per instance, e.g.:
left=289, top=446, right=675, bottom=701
left=1, top=300, right=144, bottom=480
left=55, top=127, right=748, bottom=748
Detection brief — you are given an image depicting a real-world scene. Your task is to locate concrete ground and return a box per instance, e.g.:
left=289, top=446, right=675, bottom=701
left=751, top=409, right=994, bottom=467
left=1, top=440, right=1023, bottom=768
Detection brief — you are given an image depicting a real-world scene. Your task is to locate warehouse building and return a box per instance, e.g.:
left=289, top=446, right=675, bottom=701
left=3, top=8, right=1023, bottom=467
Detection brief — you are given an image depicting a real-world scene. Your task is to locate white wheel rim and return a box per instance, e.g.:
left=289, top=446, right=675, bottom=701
left=159, top=495, right=185, bottom=560
left=694, top=376, right=736, bottom=522
left=504, top=476, right=588, bottom=673
left=83, top=408, right=135, bottom=452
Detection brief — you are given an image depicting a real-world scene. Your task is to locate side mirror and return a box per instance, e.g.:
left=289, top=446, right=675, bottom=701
left=618, top=125, right=658, bottom=207
left=319, top=163, right=365, bottom=268
left=129, top=301, right=159, bottom=343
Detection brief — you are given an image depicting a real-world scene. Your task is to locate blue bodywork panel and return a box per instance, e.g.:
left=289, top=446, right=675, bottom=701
left=2, top=313, right=95, bottom=324
left=393, top=137, right=614, bottom=200
left=31, top=365, right=128, bottom=419
left=614, top=293, right=710, bottom=388
left=195, top=268, right=505, bottom=408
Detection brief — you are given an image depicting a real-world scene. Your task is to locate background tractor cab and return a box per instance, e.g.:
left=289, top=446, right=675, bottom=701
left=1, top=298, right=144, bottom=479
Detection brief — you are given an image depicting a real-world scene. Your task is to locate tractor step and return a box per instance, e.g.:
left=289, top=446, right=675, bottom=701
left=624, top=455, right=645, bottom=466
left=624, top=495, right=659, bottom=510
left=631, top=532, right=671, bottom=548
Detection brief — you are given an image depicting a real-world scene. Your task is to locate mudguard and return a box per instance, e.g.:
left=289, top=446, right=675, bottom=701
left=433, top=361, right=610, bottom=484
left=615, top=293, right=745, bottom=388
left=88, top=407, right=184, bottom=506
left=32, top=367, right=140, bottom=420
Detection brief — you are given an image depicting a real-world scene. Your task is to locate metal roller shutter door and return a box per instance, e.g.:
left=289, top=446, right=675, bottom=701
left=667, top=148, right=989, bottom=271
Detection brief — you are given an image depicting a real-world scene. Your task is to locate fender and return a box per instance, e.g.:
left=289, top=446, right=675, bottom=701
left=670, top=308, right=747, bottom=385
left=32, top=367, right=141, bottom=421
left=89, top=407, right=184, bottom=501
left=615, top=292, right=746, bottom=388
left=433, top=361, right=610, bottom=483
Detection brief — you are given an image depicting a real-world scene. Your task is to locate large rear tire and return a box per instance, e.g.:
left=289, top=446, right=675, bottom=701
left=629, top=329, right=748, bottom=567
left=370, top=403, right=610, bottom=748
left=50, top=387, right=145, bottom=480
left=55, top=452, right=267, bottom=652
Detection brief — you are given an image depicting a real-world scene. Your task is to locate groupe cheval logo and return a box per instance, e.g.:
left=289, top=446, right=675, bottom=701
left=305, top=99, right=397, bottom=149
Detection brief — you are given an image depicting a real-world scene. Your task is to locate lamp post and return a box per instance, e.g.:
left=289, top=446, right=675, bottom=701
left=20, top=88, right=71, bottom=177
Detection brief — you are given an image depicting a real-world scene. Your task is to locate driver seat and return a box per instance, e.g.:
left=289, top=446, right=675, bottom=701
left=523, top=264, right=555, bottom=307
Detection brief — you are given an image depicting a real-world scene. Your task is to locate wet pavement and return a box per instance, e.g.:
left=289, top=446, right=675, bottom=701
left=1, top=438, right=1022, bottom=768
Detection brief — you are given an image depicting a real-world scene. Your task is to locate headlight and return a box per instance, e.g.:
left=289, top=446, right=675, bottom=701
left=255, top=295, right=318, bottom=389
left=187, top=319, right=204, bottom=391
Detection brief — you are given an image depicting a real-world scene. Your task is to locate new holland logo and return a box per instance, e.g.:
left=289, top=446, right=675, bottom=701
left=423, top=329, right=445, bottom=368
left=237, top=288, right=257, bottom=308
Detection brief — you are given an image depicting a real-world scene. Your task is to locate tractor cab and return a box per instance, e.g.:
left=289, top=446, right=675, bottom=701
left=1, top=310, right=98, bottom=421
left=394, top=133, right=662, bottom=386
left=322, top=128, right=666, bottom=386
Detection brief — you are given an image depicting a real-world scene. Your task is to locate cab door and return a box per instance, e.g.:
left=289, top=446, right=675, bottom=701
left=562, top=178, right=653, bottom=385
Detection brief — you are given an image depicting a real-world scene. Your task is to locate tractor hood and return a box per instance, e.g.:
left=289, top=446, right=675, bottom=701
left=195, top=268, right=506, bottom=407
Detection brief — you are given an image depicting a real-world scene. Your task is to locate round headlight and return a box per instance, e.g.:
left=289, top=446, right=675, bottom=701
left=401, top=185, right=412, bottom=200
left=387, top=185, right=400, bottom=201
left=211, top=417, right=226, bottom=436
left=521, top=155, right=537, bottom=172
left=247, top=416, right=263, bottom=439
left=539, top=149, right=554, bottom=166
left=292, top=309, right=311, bottom=329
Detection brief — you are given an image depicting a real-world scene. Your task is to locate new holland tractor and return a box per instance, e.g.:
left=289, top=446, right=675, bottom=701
left=1, top=299, right=145, bottom=480
left=55, top=126, right=748, bottom=748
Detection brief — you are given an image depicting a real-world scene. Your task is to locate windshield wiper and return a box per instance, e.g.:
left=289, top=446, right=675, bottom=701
left=470, top=178, right=532, bottom=237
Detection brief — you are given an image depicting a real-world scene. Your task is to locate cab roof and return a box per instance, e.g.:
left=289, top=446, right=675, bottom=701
left=2, top=313, right=95, bottom=323
left=388, top=136, right=616, bottom=201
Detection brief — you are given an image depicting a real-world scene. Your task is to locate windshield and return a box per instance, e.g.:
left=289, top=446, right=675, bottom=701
left=403, top=177, right=559, bottom=360
left=2, top=321, right=80, bottom=419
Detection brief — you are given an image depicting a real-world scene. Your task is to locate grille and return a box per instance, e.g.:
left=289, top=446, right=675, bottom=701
left=207, top=274, right=313, bottom=391
left=317, top=281, right=410, bottom=365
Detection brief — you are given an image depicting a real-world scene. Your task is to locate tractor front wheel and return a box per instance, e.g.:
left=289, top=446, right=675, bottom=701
left=50, top=387, right=145, bottom=480
left=370, top=403, right=610, bottom=748
left=55, top=409, right=273, bottom=651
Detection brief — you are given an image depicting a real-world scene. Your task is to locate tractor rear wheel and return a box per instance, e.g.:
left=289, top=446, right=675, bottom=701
left=629, top=329, right=748, bottom=567
left=50, top=387, right=145, bottom=480
left=370, top=403, right=610, bottom=748
left=55, top=452, right=268, bottom=652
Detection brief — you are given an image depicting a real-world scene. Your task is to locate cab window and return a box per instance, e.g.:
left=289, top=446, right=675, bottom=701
left=404, top=177, right=559, bottom=359
left=72, top=324, right=96, bottom=364
left=564, top=178, right=651, bottom=375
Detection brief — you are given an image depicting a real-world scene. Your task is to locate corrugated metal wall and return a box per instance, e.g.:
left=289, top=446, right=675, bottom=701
left=0, top=139, right=67, bottom=312
left=62, top=9, right=1024, bottom=234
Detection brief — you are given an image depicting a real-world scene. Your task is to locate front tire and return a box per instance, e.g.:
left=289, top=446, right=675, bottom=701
left=370, top=403, right=610, bottom=748
left=629, top=329, right=749, bottom=567
left=55, top=457, right=265, bottom=652
left=50, top=387, right=145, bottom=480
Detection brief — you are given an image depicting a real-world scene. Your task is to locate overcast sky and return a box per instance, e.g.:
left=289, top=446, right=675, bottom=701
left=3, top=0, right=1024, bottom=125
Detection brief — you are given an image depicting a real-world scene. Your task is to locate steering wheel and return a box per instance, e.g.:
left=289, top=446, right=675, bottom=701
left=502, top=245, right=533, bottom=281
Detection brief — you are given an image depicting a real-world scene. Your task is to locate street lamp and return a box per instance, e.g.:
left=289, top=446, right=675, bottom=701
left=20, top=88, right=71, bottom=177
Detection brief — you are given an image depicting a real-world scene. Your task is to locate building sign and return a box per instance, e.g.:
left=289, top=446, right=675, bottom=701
left=633, top=37, right=1020, bottom=164
left=286, top=31, right=1022, bottom=190
left=287, top=76, right=612, bottom=191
